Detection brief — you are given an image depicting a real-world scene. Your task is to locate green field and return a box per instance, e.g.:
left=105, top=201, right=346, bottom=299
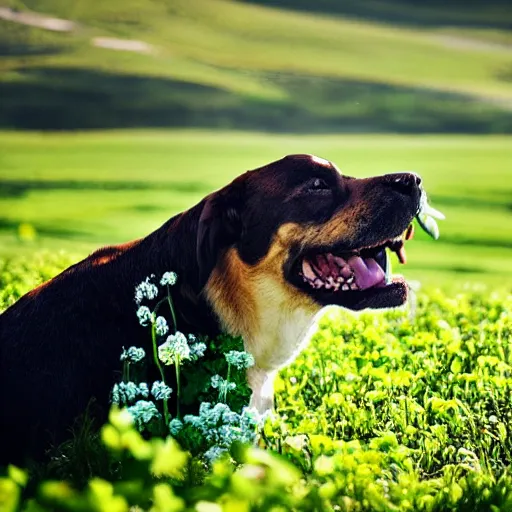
left=2, top=1, right=512, bottom=509
left=2, top=0, right=512, bottom=132
left=1, top=130, right=511, bottom=288
left=2, top=258, right=512, bottom=511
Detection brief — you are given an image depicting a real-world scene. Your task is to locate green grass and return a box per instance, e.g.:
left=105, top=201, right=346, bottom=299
left=0, top=130, right=511, bottom=287
left=4, top=0, right=511, bottom=102
left=2, top=256, right=512, bottom=511
left=1, top=0, right=512, bottom=132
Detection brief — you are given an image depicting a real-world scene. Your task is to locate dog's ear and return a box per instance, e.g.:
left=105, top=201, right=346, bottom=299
left=196, top=175, right=246, bottom=285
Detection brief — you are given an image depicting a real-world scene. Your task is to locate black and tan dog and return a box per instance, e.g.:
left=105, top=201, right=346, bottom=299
left=0, top=154, right=425, bottom=464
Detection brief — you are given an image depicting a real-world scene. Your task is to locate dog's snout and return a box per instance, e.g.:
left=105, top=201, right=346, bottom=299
left=383, top=172, right=422, bottom=195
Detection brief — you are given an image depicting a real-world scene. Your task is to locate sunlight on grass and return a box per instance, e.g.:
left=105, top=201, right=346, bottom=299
left=0, top=130, right=511, bottom=286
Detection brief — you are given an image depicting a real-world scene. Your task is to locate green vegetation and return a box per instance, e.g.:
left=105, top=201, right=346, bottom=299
left=1, top=255, right=512, bottom=511
left=1, top=130, right=511, bottom=286
left=1, top=1, right=512, bottom=509
left=1, top=0, right=512, bottom=131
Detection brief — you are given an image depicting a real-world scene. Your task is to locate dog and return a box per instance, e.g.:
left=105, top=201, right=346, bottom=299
left=0, top=154, right=422, bottom=464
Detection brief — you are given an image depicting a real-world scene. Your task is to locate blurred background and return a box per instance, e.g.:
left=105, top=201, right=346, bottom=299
left=0, top=0, right=511, bottom=286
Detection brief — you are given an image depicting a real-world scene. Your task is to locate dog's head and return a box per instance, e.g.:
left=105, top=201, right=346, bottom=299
left=197, top=154, right=422, bottom=331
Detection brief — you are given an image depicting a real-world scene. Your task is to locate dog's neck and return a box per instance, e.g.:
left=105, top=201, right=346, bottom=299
left=106, top=201, right=222, bottom=337
left=204, top=247, right=322, bottom=369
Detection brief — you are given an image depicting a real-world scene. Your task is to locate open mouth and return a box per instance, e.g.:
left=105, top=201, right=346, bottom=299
left=285, top=188, right=443, bottom=310
left=300, top=224, right=413, bottom=293
left=288, top=224, right=415, bottom=310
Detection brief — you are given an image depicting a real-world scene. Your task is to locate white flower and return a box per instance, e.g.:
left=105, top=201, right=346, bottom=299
left=136, top=306, right=152, bottom=327
left=158, top=332, right=190, bottom=365
left=210, top=403, right=231, bottom=424
left=222, top=411, right=240, bottom=425
left=169, top=418, right=183, bottom=436
left=190, top=342, right=207, bottom=360
left=120, top=346, right=146, bottom=363
left=111, top=383, right=120, bottom=405
left=134, top=277, right=159, bottom=305
left=151, top=381, right=173, bottom=400
left=155, top=316, right=169, bottom=336
left=182, top=401, right=259, bottom=456
left=160, top=271, right=178, bottom=286
left=111, top=381, right=150, bottom=405
left=225, top=350, right=255, bottom=370
left=127, top=400, right=161, bottom=428
left=138, top=383, right=149, bottom=398
left=204, top=446, right=228, bottom=464
left=211, top=375, right=236, bottom=396
left=210, top=375, right=222, bottom=389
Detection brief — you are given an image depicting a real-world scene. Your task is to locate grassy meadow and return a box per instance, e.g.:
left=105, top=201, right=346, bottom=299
left=2, top=1, right=512, bottom=510
left=1, top=0, right=512, bottom=132
left=1, top=130, right=511, bottom=288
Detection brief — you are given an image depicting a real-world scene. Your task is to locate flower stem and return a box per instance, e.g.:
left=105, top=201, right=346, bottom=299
left=175, top=356, right=181, bottom=418
left=224, top=363, right=231, bottom=403
left=151, top=318, right=169, bottom=425
left=166, top=284, right=178, bottom=333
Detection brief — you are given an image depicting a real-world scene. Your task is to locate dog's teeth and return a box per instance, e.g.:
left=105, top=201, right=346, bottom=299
left=302, top=259, right=317, bottom=281
left=350, top=283, right=358, bottom=290
left=340, top=266, right=352, bottom=278
left=342, top=284, right=349, bottom=291
left=333, top=256, right=346, bottom=267
left=346, top=276, right=354, bottom=284
left=333, top=282, right=340, bottom=291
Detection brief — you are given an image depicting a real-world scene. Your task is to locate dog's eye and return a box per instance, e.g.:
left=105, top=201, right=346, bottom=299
left=308, top=178, right=330, bottom=192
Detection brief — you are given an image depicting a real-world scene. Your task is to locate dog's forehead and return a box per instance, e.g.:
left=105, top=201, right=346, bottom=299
left=282, top=153, right=332, bottom=168
left=309, top=155, right=331, bottom=167
left=272, top=154, right=338, bottom=177
left=246, top=154, right=342, bottom=193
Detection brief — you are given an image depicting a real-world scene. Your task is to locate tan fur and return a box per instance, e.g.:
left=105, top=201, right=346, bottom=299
left=204, top=202, right=375, bottom=412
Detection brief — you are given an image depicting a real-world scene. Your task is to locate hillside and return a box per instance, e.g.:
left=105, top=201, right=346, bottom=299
left=1, top=0, right=512, bottom=131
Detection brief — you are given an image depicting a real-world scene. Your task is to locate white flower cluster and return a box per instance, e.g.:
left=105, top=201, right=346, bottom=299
left=136, top=306, right=152, bottom=327
left=160, top=271, right=178, bottom=286
left=112, top=382, right=149, bottom=406
left=158, top=332, right=190, bottom=365
left=183, top=403, right=260, bottom=464
left=127, top=400, right=162, bottom=429
left=169, top=418, right=183, bottom=436
left=134, top=276, right=158, bottom=305
left=151, top=381, right=173, bottom=401
left=120, top=346, right=146, bottom=363
left=225, top=350, right=255, bottom=370
left=158, top=331, right=207, bottom=365
left=190, top=341, right=207, bottom=360
left=155, top=316, right=169, bottom=336
left=211, top=374, right=236, bottom=396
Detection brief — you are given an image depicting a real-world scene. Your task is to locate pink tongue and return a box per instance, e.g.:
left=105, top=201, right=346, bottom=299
left=347, top=256, right=385, bottom=290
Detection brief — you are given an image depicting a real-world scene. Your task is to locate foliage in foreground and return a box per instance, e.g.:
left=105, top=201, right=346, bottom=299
left=2, top=407, right=512, bottom=512
left=1, top=254, right=512, bottom=511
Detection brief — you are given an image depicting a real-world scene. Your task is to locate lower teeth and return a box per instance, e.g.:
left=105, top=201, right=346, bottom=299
left=300, top=261, right=361, bottom=291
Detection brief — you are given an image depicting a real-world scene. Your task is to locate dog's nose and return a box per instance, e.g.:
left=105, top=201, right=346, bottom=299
left=383, top=172, right=422, bottom=195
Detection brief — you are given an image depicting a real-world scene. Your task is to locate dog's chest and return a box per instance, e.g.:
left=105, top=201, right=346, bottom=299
left=247, top=295, right=322, bottom=371
left=270, top=307, right=320, bottom=368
